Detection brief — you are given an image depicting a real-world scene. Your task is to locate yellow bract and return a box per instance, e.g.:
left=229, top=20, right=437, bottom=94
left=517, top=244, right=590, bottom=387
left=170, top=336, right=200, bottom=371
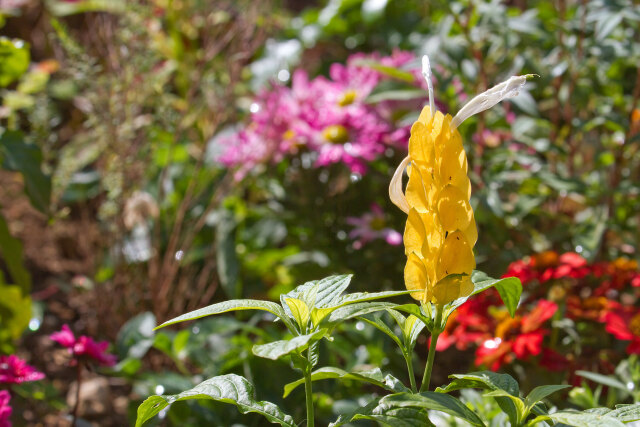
left=403, top=107, right=476, bottom=306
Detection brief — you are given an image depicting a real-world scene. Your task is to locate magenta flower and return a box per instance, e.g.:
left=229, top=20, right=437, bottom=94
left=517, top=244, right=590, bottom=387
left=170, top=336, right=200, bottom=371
left=217, top=50, right=427, bottom=177
left=346, top=203, right=402, bottom=249
left=50, top=325, right=117, bottom=367
left=0, top=391, right=11, bottom=427
left=0, top=355, right=44, bottom=385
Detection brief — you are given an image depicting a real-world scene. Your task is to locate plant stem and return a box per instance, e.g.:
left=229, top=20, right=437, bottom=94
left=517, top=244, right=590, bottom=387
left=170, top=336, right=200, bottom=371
left=404, top=351, right=418, bottom=393
left=304, top=367, right=314, bottom=427
left=72, top=361, right=83, bottom=427
left=420, top=309, right=442, bottom=393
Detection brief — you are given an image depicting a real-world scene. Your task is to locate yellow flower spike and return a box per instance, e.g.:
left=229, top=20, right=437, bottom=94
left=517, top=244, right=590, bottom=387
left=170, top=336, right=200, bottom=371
left=404, top=208, right=428, bottom=255
left=409, top=121, right=435, bottom=168
left=462, top=212, right=478, bottom=247
left=436, top=230, right=476, bottom=280
left=404, top=252, right=429, bottom=302
left=405, top=166, right=432, bottom=212
left=436, top=185, right=473, bottom=232
left=391, top=55, right=530, bottom=307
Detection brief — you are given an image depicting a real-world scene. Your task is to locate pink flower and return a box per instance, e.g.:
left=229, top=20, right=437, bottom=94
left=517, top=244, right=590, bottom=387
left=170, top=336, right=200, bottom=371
left=218, top=50, right=427, bottom=177
left=0, top=355, right=44, bottom=385
left=0, top=390, right=11, bottom=427
left=50, top=325, right=117, bottom=367
left=346, top=203, right=402, bottom=249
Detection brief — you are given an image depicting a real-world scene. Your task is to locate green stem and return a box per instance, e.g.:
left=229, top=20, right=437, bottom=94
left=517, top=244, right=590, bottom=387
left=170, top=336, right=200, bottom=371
left=420, top=309, right=442, bottom=393
left=404, top=351, right=418, bottom=393
left=304, top=367, right=314, bottom=427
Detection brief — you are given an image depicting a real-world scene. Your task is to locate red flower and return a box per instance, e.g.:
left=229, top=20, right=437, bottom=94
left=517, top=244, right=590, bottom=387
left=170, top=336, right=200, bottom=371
left=566, top=296, right=619, bottom=321
left=604, top=309, right=640, bottom=355
left=50, top=325, right=117, bottom=367
left=474, top=300, right=557, bottom=370
left=0, top=355, right=44, bottom=385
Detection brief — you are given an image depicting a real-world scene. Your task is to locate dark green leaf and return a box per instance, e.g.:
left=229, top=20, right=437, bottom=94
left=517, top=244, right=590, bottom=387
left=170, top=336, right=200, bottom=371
left=0, top=131, right=51, bottom=214
left=0, top=213, right=31, bottom=293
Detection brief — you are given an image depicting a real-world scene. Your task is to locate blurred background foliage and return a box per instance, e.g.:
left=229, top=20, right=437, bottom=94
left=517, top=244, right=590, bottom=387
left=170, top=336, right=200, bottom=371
left=0, top=0, right=639, bottom=425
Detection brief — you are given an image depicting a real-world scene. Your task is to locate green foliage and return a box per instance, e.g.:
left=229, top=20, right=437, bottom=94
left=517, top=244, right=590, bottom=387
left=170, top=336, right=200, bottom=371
left=283, top=366, right=408, bottom=398
left=135, top=374, right=296, bottom=427
left=0, top=37, right=29, bottom=87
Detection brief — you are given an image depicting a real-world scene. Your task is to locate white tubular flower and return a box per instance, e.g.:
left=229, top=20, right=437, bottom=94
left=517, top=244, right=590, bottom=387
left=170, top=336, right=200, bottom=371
left=451, top=75, right=531, bottom=129
left=421, top=55, right=435, bottom=118
left=389, top=156, right=411, bottom=214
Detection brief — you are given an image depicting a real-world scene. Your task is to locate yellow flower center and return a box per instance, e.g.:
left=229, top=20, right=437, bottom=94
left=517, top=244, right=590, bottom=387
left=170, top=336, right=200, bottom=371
left=630, top=313, right=640, bottom=337
left=338, top=90, right=357, bottom=106
left=323, top=125, right=350, bottom=144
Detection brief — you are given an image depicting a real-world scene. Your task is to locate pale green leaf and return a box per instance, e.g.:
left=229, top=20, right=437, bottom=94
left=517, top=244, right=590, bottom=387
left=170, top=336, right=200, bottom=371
left=252, top=329, right=326, bottom=360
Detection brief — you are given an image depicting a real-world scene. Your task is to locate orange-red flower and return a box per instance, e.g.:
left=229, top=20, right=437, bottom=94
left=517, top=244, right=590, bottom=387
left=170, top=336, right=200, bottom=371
left=605, top=308, right=640, bottom=355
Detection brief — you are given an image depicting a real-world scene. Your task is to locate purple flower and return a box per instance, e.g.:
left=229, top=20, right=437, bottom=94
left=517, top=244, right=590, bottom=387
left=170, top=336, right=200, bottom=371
left=346, top=203, right=402, bottom=249
left=0, top=355, right=44, bottom=385
left=0, top=390, right=11, bottom=427
left=50, top=325, right=117, bottom=367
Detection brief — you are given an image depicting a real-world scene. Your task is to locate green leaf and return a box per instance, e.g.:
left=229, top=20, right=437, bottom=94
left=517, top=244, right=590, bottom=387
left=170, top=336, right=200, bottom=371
left=359, top=315, right=403, bottom=349
left=393, top=304, right=434, bottom=330
left=283, top=366, right=409, bottom=398
left=437, top=371, right=520, bottom=396
left=586, top=404, right=640, bottom=423
left=543, top=410, right=625, bottom=427
left=524, top=385, right=570, bottom=411
left=609, top=404, right=640, bottom=422
left=304, top=287, right=414, bottom=326
left=403, top=314, right=426, bottom=351
left=0, top=37, right=29, bottom=87
left=0, top=131, right=51, bottom=214
left=484, top=389, right=526, bottom=424
left=283, top=297, right=310, bottom=328
left=134, top=374, right=296, bottom=427
left=116, top=312, right=156, bottom=359
left=48, top=0, right=127, bottom=16
left=437, top=371, right=520, bottom=426
left=322, top=301, right=397, bottom=325
left=330, top=398, right=435, bottom=427
left=365, top=89, right=426, bottom=104
left=155, top=299, right=294, bottom=332
left=282, top=274, right=352, bottom=311
left=352, top=59, right=416, bottom=83
left=0, top=213, right=31, bottom=293
left=445, top=272, right=522, bottom=318
left=0, top=284, right=31, bottom=347
left=357, top=392, right=485, bottom=426
left=252, top=329, right=326, bottom=361
left=575, top=370, right=628, bottom=391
